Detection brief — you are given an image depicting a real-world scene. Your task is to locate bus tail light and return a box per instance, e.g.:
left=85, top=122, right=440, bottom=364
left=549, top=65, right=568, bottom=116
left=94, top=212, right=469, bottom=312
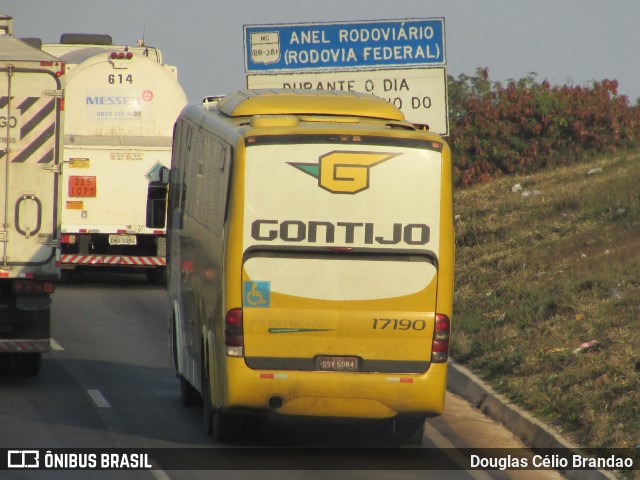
left=224, top=308, right=244, bottom=357
left=431, top=313, right=450, bottom=363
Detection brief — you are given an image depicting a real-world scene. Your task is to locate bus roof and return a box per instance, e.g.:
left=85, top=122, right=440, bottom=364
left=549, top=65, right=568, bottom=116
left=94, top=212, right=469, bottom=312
left=217, top=89, right=406, bottom=121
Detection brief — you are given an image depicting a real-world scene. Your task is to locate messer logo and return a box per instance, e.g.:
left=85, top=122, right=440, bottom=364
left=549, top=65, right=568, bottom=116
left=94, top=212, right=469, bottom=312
left=288, top=151, right=399, bottom=194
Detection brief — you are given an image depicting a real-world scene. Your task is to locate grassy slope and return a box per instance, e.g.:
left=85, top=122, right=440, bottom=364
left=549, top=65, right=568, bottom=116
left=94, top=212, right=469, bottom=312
left=452, top=149, right=639, bottom=449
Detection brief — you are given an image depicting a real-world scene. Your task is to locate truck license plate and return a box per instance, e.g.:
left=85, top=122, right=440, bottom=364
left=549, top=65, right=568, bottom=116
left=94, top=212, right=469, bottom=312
left=108, top=234, right=137, bottom=246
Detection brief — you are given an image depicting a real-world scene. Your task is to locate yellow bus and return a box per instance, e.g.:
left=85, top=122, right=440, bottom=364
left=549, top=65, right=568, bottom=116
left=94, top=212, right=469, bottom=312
left=156, top=89, right=454, bottom=444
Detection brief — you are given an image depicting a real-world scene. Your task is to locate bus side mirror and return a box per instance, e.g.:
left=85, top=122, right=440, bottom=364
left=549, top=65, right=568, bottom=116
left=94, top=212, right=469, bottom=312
left=146, top=167, right=170, bottom=229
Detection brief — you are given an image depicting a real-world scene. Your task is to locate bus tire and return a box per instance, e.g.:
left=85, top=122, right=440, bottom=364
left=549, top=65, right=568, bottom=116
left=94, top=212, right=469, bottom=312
left=202, top=358, right=214, bottom=436
left=393, top=415, right=426, bottom=445
left=200, top=347, right=240, bottom=441
left=180, top=376, right=202, bottom=407
left=212, top=410, right=244, bottom=443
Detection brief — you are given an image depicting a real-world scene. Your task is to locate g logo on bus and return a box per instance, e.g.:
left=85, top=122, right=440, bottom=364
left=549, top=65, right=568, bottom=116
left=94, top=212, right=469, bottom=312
left=288, top=151, right=399, bottom=194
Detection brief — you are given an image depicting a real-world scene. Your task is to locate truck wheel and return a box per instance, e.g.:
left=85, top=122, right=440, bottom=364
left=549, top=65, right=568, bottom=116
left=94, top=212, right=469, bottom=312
left=61, top=270, right=74, bottom=282
left=146, top=267, right=167, bottom=285
left=17, top=353, right=42, bottom=376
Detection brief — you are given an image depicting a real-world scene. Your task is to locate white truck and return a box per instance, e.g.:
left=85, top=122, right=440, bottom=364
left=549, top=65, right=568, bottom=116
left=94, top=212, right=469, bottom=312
left=41, top=34, right=187, bottom=282
left=0, top=14, right=64, bottom=375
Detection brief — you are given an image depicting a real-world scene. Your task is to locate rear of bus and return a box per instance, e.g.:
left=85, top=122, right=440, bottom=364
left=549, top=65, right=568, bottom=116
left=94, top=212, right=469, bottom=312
left=220, top=91, right=454, bottom=436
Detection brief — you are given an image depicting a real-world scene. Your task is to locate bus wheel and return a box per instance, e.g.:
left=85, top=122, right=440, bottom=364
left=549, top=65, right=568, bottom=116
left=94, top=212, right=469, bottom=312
left=393, top=415, right=426, bottom=445
left=212, top=410, right=245, bottom=443
left=202, top=361, right=214, bottom=436
left=180, top=376, right=202, bottom=407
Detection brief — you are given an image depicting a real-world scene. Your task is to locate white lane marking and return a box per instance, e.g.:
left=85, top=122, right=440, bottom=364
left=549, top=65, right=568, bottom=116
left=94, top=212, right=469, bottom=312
left=50, top=338, right=64, bottom=351
left=423, top=422, right=494, bottom=480
left=87, top=389, right=111, bottom=408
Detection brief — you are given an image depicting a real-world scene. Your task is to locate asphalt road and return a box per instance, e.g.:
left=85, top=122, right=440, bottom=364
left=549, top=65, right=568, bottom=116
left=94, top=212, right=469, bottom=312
left=0, top=271, right=563, bottom=480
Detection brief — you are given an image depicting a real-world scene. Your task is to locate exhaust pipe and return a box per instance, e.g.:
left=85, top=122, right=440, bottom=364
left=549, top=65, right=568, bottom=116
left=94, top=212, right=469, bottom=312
left=268, top=396, right=283, bottom=410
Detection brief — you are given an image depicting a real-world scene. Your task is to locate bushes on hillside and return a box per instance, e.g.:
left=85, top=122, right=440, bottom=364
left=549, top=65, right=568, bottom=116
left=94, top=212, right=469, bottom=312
left=448, top=67, right=640, bottom=186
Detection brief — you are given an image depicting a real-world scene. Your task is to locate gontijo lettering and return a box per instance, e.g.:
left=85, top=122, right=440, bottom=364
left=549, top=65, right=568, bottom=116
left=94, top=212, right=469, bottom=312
left=251, top=219, right=430, bottom=245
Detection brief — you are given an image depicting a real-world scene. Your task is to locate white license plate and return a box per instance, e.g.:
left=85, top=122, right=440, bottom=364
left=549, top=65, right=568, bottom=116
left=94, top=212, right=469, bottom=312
left=108, top=234, right=137, bottom=246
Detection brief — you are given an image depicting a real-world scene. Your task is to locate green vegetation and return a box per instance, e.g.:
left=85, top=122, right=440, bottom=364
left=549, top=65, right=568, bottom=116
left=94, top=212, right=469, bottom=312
left=447, top=68, right=640, bottom=186
left=451, top=149, right=640, bottom=450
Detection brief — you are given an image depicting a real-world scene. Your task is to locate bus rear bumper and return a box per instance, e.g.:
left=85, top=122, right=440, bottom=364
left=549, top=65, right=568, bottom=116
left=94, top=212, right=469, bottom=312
left=223, top=360, right=448, bottom=419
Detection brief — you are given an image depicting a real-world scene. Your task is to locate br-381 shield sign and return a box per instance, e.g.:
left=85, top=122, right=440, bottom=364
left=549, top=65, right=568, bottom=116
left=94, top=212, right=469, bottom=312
left=250, top=31, right=281, bottom=65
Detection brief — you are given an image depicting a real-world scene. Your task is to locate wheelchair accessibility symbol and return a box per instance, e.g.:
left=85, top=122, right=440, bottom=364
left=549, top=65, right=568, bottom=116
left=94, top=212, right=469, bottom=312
left=243, top=281, right=271, bottom=308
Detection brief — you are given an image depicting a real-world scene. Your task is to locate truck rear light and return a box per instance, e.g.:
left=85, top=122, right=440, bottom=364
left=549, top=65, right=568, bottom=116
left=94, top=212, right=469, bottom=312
left=224, top=308, right=244, bottom=357
left=431, top=313, right=450, bottom=363
left=12, top=280, right=55, bottom=295
left=40, top=60, right=65, bottom=77
left=110, top=51, right=133, bottom=60
left=61, top=234, right=77, bottom=244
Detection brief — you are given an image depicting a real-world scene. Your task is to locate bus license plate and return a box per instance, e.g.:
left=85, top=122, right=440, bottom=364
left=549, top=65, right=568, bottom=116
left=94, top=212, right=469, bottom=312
left=317, top=356, right=359, bottom=372
left=108, top=234, right=137, bottom=246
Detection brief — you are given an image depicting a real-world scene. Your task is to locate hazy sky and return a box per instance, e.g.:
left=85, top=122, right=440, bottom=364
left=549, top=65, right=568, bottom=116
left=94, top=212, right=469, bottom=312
left=4, top=1, right=640, bottom=104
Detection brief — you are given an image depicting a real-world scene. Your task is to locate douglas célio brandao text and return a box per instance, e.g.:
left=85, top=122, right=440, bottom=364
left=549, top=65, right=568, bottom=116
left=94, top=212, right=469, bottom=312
left=470, top=453, right=635, bottom=471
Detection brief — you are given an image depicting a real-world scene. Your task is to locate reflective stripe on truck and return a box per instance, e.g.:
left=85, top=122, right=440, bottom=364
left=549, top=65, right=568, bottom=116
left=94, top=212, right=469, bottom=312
left=61, top=254, right=166, bottom=266
left=0, top=339, right=50, bottom=353
left=0, top=96, right=56, bottom=164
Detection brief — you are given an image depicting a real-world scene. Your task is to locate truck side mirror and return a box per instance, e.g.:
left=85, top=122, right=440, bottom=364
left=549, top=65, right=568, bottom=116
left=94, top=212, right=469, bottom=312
left=146, top=167, right=169, bottom=228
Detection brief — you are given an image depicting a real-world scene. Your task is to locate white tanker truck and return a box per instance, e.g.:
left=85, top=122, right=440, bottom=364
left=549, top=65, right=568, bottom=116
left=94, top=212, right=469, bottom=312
left=42, top=33, right=187, bottom=282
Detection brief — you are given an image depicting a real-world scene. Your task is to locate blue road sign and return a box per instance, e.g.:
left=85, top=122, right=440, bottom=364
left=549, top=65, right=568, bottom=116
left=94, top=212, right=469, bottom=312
left=244, top=18, right=445, bottom=73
